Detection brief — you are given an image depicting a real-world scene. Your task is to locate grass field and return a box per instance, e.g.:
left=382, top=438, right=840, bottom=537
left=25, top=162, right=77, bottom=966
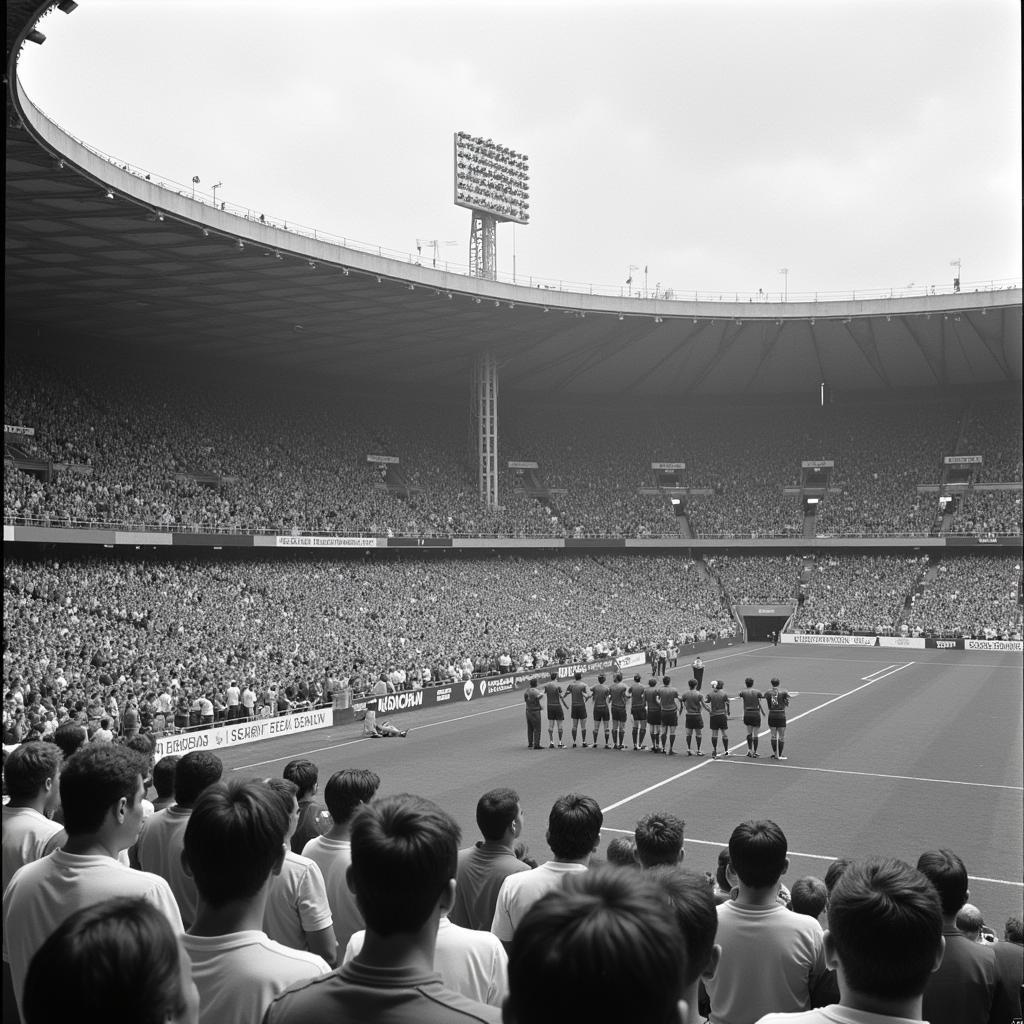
left=220, top=643, right=1024, bottom=925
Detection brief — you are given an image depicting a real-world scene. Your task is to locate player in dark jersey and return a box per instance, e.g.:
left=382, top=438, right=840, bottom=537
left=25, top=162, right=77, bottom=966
left=704, top=680, right=731, bottom=759
left=523, top=678, right=544, bottom=750
left=608, top=673, right=629, bottom=750
left=543, top=671, right=567, bottom=748
left=739, top=677, right=765, bottom=758
left=766, top=676, right=799, bottom=760
left=681, top=679, right=706, bottom=756
left=590, top=673, right=612, bottom=748
left=644, top=678, right=663, bottom=753
left=565, top=672, right=591, bottom=748
left=657, top=676, right=682, bottom=755
left=628, top=674, right=648, bottom=750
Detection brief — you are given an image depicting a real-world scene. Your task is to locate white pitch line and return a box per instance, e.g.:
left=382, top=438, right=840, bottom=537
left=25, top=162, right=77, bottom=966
left=600, top=663, right=915, bottom=814
left=715, top=759, right=1023, bottom=792
left=599, top=828, right=1024, bottom=889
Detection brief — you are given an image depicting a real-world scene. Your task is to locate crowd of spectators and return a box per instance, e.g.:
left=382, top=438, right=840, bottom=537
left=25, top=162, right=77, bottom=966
left=792, top=554, right=927, bottom=635
left=961, top=400, right=1024, bottom=483
left=903, top=555, right=1022, bottom=639
left=2, top=552, right=735, bottom=745
left=948, top=490, right=1023, bottom=537
left=6, top=347, right=1021, bottom=539
left=706, top=554, right=803, bottom=604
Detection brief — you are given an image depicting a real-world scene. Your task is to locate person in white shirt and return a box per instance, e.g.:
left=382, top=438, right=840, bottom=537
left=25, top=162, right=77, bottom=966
left=262, top=778, right=337, bottom=965
left=491, top=793, right=603, bottom=948
left=181, top=779, right=331, bottom=1024
left=302, top=768, right=381, bottom=950
left=3, top=744, right=184, bottom=1020
left=1, top=741, right=64, bottom=893
left=136, top=751, right=223, bottom=928
left=755, top=858, right=945, bottom=1024
left=224, top=682, right=241, bottom=720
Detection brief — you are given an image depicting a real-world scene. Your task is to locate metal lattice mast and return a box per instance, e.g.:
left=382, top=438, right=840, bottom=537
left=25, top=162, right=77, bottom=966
left=468, top=212, right=497, bottom=281
left=471, top=352, right=499, bottom=507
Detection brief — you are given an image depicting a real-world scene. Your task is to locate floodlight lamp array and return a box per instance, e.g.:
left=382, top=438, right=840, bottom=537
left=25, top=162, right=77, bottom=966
left=454, top=132, right=530, bottom=224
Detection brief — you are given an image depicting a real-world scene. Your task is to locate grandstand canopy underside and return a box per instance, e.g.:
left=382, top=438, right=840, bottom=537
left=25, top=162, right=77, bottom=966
left=5, top=2, right=1022, bottom=397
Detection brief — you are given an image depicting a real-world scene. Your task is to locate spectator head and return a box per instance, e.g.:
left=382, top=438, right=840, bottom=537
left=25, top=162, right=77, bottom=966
left=3, top=741, right=62, bottom=810
left=1004, top=916, right=1024, bottom=944
left=264, top=777, right=300, bottom=841
left=282, top=759, right=318, bottom=800
left=348, top=793, right=460, bottom=937
left=633, top=674, right=642, bottom=683
left=475, top=787, right=522, bottom=842
left=827, top=858, right=943, bottom=1001
left=22, top=897, right=199, bottom=1024
left=824, top=857, right=853, bottom=894
left=915, top=849, right=969, bottom=918
left=546, top=793, right=603, bottom=861
left=715, top=848, right=731, bottom=892
left=323, top=768, right=381, bottom=825
left=648, top=677, right=658, bottom=688
left=687, top=679, right=697, bottom=690
left=173, top=751, right=223, bottom=807
left=505, top=866, right=689, bottom=1024
left=597, top=674, right=606, bottom=684
left=790, top=876, right=829, bottom=919
left=58, top=744, right=148, bottom=841
left=574, top=672, right=582, bottom=682
left=634, top=812, right=685, bottom=868
left=152, top=755, right=179, bottom=801
left=644, top=865, right=721, bottom=996
left=954, top=903, right=984, bottom=941
left=121, top=735, right=155, bottom=782
left=727, top=820, right=788, bottom=891
left=614, top=674, right=623, bottom=683
left=183, top=780, right=288, bottom=908
left=605, top=836, right=638, bottom=868
left=770, top=677, right=781, bottom=688
left=52, top=721, right=88, bottom=760
left=549, top=671, right=558, bottom=681
left=744, top=677, right=754, bottom=688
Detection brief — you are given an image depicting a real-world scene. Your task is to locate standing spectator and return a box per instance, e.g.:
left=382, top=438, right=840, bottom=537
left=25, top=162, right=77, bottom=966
left=789, top=877, right=829, bottom=924
left=2, top=742, right=64, bottom=892
left=283, top=759, right=325, bottom=854
left=181, top=780, right=331, bottom=1024
left=522, top=679, right=543, bottom=750
left=2, top=744, right=183, bottom=1020
left=634, top=811, right=685, bottom=869
left=136, top=751, right=223, bottom=929
left=916, top=849, right=999, bottom=1024
left=224, top=680, right=240, bottom=720
left=994, top=916, right=1024, bottom=1022
left=450, top=788, right=530, bottom=930
left=302, top=768, right=380, bottom=952
left=261, top=778, right=336, bottom=966
left=241, top=682, right=256, bottom=720
left=264, top=794, right=501, bottom=1024
left=491, top=793, right=603, bottom=948
left=756, top=858, right=944, bottom=1024
left=705, top=820, right=826, bottom=1024
left=150, top=754, right=179, bottom=813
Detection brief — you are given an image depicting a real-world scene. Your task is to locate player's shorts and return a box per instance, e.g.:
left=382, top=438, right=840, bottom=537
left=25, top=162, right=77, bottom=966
left=631, top=706, right=646, bottom=721
left=571, top=706, right=588, bottom=721
left=661, top=711, right=679, bottom=728
left=547, top=706, right=564, bottom=721
left=593, top=707, right=610, bottom=722
left=684, top=714, right=704, bottom=731
left=709, top=713, right=728, bottom=731
left=611, top=707, right=627, bottom=723
left=743, top=713, right=761, bottom=728
left=767, top=712, right=787, bottom=729
left=647, top=708, right=662, bottom=727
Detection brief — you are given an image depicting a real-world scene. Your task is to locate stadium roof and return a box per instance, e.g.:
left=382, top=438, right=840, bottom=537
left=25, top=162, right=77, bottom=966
left=6, top=2, right=1022, bottom=397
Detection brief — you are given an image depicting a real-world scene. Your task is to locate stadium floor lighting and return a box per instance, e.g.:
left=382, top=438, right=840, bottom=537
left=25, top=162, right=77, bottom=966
left=104, top=190, right=114, bottom=200
left=236, top=240, right=244, bottom=250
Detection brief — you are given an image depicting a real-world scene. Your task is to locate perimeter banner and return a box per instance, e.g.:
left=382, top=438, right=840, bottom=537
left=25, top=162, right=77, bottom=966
left=153, top=708, right=334, bottom=761
left=875, top=636, right=926, bottom=649
left=275, top=536, right=383, bottom=548
left=782, top=634, right=877, bottom=646
left=964, top=638, right=1023, bottom=653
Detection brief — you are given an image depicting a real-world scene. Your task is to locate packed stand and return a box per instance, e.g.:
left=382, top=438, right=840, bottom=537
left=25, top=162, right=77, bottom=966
left=947, top=490, right=1023, bottom=537
left=961, top=399, right=1024, bottom=483
left=706, top=554, right=802, bottom=604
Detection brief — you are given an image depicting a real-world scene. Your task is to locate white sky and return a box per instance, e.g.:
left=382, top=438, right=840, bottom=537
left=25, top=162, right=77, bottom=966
left=17, top=0, right=1022, bottom=299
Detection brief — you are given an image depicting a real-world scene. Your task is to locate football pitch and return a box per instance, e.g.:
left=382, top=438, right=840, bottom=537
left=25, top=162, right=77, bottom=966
left=220, top=644, right=1023, bottom=921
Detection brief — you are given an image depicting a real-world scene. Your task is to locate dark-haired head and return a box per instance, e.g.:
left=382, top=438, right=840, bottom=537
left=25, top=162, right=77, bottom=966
left=475, top=787, right=520, bottom=842
left=547, top=793, right=603, bottom=861
left=323, top=768, right=380, bottom=825
left=727, top=820, right=787, bottom=890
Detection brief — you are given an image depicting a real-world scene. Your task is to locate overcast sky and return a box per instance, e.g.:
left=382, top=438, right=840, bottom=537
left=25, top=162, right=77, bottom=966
left=18, top=0, right=1022, bottom=299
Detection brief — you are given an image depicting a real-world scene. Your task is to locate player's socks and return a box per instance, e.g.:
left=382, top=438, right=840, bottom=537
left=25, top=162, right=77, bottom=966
left=711, top=738, right=718, bottom=754
left=669, top=737, right=675, bottom=753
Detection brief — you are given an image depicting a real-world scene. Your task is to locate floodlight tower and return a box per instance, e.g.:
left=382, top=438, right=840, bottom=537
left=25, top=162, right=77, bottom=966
left=454, top=132, right=530, bottom=507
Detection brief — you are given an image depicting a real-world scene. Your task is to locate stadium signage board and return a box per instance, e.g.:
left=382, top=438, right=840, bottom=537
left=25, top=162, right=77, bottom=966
left=801, top=461, right=835, bottom=468
left=152, top=708, right=334, bottom=761
left=943, top=455, right=983, bottom=464
left=652, top=462, right=686, bottom=470
left=4, top=424, right=35, bottom=436
left=964, top=638, right=1023, bottom=652
left=366, top=455, right=400, bottom=464
left=274, top=536, right=383, bottom=548
left=508, top=461, right=539, bottom=469
left=784, top=634, right=877, bottom=646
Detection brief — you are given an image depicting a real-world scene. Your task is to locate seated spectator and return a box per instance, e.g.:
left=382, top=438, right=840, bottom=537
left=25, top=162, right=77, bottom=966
left=916, top=849, right=999, bottom=1024
left=264, top=793, right=501, bottom=1023
left=634, top=811, right=686, bottom=868
left=262, top=778, right=337, bottom=966
left=504, top=866, right=690, bottom=1024
left=450, top=788, right=531, bottom=931
left=757, top=857, right=944, bottom=1024
left=2, top=741, right=64, bottom=892
left=181, top=779, right=331, bottom=1024
left=491, top=793, right=603, bottom=948
left=789, top=876, right=828, bottom=923
left=22, top=897, right=199, bottom=1024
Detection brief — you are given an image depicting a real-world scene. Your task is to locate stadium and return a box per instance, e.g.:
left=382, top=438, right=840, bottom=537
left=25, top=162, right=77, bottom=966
left=4, top=2, right=1023, bottom=1022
